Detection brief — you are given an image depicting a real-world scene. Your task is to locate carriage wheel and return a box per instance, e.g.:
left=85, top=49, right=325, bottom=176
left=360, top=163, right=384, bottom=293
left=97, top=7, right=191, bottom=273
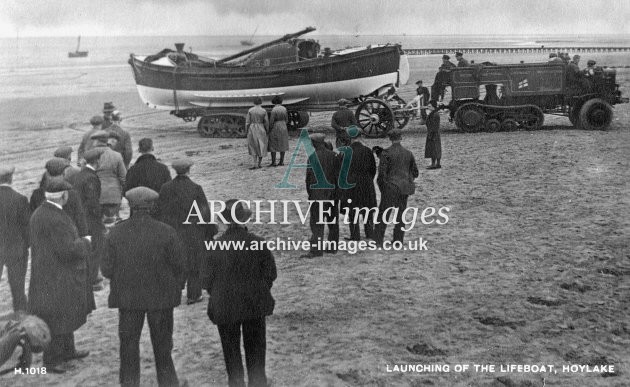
left=354, top=98, right=395, bottom=138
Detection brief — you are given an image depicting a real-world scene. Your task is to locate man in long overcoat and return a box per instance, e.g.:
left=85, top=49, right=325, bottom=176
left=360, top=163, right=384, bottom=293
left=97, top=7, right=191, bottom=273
left=106, top=111, right=133, bottom=169
left=92, top=130, right=126, bottom=224
left=331, top=99, right=358, bottom=148
left=158, top=159, right=217, bottom=304
left=373, top=129, right=419, bottom=245
left=124, top=138, right=171, bottom=194
left=303, top=133, right=341, bottom=257
left=0, top=166, right=30, bottom=312
left=203, top=199, right=277, bottom=387
left=28, top=179, right=93, bottom=373
left=103, top=187, right=186, bottom=387
left=338, top=132, right=377, bottom=241
left=70, top=148, right=106, bottom=289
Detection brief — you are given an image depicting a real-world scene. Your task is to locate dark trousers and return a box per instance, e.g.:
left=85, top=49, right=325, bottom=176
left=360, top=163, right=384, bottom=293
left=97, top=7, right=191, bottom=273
left=373, top=188, right=409, bottom=244
left=119, top=309, right=178, bottom=387
left=185, top=269, right=201, bottom=301
left=309, top=200, right=339, bottom=255
left=0, top=255, right=28, bottom=311
left=430, top=71, right=451, bottom=102
left=43, top=333, right=75, bottom=366
left=344, top=208, right=373, bottom=240
left=217, top=318, right=267, bottom=387
left=89, top=225, right=105, bottom=285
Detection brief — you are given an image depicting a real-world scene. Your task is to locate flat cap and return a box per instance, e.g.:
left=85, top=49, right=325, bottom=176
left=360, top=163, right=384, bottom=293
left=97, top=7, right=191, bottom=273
left=125, top=187, right=159, bottom=208
left=45, top=157, right=70, bottom=177
left=587, top=59, right=596, bottom=65
left=442, top=54, right=450, bottom=60
left=309, top=133, right=326, bottom=143
left=337, top=98, right=350, bottom=106
left=388, top=128, right=403, bottom=141
left=455, top=52, right=463, bottom=56
left=172, top=159, right=194, bottom=174
left=103, top=102, right=116, bottom=113
left=44, top=177, right=72, bottom=193
left=90, top=130, right=110, bottom=140
left=53, top=146, right=73, bottom=159
left=84, top=148, right=104, bottom=163
left=0, top=166, right=15, bottom=179
left=90, top=115, right=104, bottom=126
left=222, top=199, right=253, bottom=224
left=108, top=131, right=120, bottom=140
left=415, top=80, right=423, bottom=85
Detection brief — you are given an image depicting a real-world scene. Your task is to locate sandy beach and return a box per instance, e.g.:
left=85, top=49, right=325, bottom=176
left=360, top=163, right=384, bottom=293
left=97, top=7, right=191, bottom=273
left=1, top=52, right=629, bottom=386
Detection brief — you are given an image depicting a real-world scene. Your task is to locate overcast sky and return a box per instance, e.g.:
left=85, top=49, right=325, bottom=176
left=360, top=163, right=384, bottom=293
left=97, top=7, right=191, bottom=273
left=1, top=0, right=629, bottom=37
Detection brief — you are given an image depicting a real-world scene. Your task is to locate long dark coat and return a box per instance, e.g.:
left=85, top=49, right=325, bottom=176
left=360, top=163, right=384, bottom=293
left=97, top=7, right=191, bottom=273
left=339, top=141, right=377, bottom=209
left=102, top=212, right=186, bottom=310
left=306, top=146, right=340, bottom=201
left=424, top=111, right=442, bottom=159
left=28, top=202, right=93, bottom=334
left=377, top=142, right=419, bottom=196
left=0, top=186, right=30, bottom=265
left=203, top=227, right=277, bottom=325
left=158, top=175, right=217, bottom=271
left=69, top=166, right=103, bottom=234
left=124, top=154, right=171, bottom=194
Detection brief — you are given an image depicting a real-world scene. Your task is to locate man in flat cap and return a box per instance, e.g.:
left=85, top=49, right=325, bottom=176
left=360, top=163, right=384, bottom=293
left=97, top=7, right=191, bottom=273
left=71, top=148, right=106, bottom=290
left=407, top=80, right=430, bottom=122
left=430, top=55, right=456, bottom=106
left=566, top=54, right=582, bottom=92
left=159, top=159, right=217, bottom=305
left=455, top=52, right=469, bottom=67
left=53, top=146, right=80, bottom=182
left=91, top=130, right=127, bottom=225
left=331, top=98, right=358, bottom=148
left=373, top=129, right=419, bottom=245
left=78, top=116, right=105, bottom=164
left=30, top=158, right=89, bottom=238
left=203, top=199, right=277, bottom=387
left=302, top=133, right=341, bottom=258
left=0, top=166, right=30, bottom=313
left=29, top=179, right=93, bottom=373
left=103, top=187, right=186, bottom=387
left=125, top=138, right=171, bottom=194
left=106, top=111, right=133, bottom=169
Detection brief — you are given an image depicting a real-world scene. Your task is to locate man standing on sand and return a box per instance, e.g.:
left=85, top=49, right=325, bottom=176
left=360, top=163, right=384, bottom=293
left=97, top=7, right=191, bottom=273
left=107, top=110, right=133, bottom=169
left=373, top=129, right=419, bottom=245
left=331, top=99, right=357, bottom=148
left=91, top=130, right=126, bottom=224
left=125, top=138, right=171, bottom=194
left=103, top=187, right=186, bottom=387
left=0, top=166, right=30, bottom=313
left=53, top=146, right=80, bottom=182
left=78, top=115, right=105, bottom=165
left=159, top=159, right=217, bottom=305
left=28, top=179, right=94, bottom=374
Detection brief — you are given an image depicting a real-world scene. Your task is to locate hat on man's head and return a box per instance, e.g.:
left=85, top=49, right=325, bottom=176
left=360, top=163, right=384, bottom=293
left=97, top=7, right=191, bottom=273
left=108, top=131, right=120, bottom=140
left=172, top=159, right=193, bottom=174
left=44, top=178, right=72, bottom=194
left=309, top=133, right=326, bottom=143
left=90, top=130, right=110, bottom=140
left=0, top=166, right=15, bottom=180
left=90, top=115, right=104, bottom=126
left=442, top=54, right=450, bottom=60
left=53, top=146, right=73, bottom=160
left=84, top=148, right=104, bottom=164
left=573, top=54, right=580, bottom=60
left=455, top=52, right=463, bottom=57
left=549, top=53, right=557, bottom=58
left=415, top=80, right=423, bottom=85
left=221, top=199, right=253, bottom=224
left=388, top=128, right=403, bottom=141
left=587, top=59, right=596, bottom=66
left=45, top=157, right=70, bottom=177
left=103, top=102, right=115, bottom=113
left=337, top=98, right=350, bottom=106
left=138, top=138, right=153, bottom=153
left=125, top=187, right=159, bottom=208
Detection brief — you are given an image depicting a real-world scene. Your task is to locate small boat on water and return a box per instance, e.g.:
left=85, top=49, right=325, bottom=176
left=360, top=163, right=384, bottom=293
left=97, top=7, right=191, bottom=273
left=68, top=36, right=88, bottom=58
left=128, top=27, right=409, bottom=137
left=240, top=26, right=258, bottom=46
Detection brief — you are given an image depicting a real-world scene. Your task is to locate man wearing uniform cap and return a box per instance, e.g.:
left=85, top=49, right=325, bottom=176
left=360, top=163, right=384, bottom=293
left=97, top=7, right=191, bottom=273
left=91, top=130, right=127, bottom=224
left=103, top=186, right=186, bottom=387
left=29, top=158, right=89, bottom=238
left=302, top=133, right=341, bottom=258
left=331, top=99, right=358, bottom=148
left=124, top=138, right=171, bottom=195
left=373, top=129, right=419, bottom=245
left=29, top=179, right=93, bottom=373
left=203, top=198, right=277, bottom=387
left=159, top=159, right=217, bottom=305
left=71, top=148, right=106, bottom=290
left=0, top=166, right=30, bottom=313
left=78, top=116, right=105, bottom=164
left=455, top=52, right=469, bottom=67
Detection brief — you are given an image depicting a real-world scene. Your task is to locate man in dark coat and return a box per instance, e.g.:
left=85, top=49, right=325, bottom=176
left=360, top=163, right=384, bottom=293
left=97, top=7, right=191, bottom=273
left=415, top=80, right=430, bottom=121
left=103, top=187, right=186, bottom=387
left=30, top=157, right=88, bottom=238
left=124, top=138, right=171, bottom=194
left=430, top=54, right=456, bottom=106
left=0, top=166, right=30, bottom=312
left=338, top=132, right=377, bottom=241
left=303, top=133, right=341, bottom=257
left=455, top=52, right=469, bottom=67
left=373, top=129, right=419, bottom=245
left=28, top=179, right=93, bottom=373
left=331, top=99, right=358, bottom=148
left=158, top=159, right=217, bottom=304
left=203, top=199, right=277, bottom=387
left=70, top=148, right=106, bottom=290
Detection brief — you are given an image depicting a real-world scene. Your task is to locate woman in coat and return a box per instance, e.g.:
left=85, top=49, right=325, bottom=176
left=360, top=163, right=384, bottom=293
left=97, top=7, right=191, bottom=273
left=246, top=97, right=269, bottom=169
left=425, top=107, right=442, bottom=169
left=267, top=96, right=289, bottom=166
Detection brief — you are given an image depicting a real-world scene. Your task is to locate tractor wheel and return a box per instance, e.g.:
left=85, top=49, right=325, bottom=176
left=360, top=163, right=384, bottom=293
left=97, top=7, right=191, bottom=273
left=579, top=98, right=613, bottom=130
left=455, top=104, right=485, bottom=132
left=355, top=98, right=395, bottom=138
left=500, top=118, right=519, bottom=132
left=485, top=119, right=501, bottom=133
left=197, top=116, right=217, bottom=137
left=521, top=106, right=545, bottom=130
